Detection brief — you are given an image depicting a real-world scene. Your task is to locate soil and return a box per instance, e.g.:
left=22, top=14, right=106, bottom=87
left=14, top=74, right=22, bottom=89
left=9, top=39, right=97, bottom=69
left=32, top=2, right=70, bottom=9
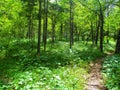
left=84, top=58, right=107, bottom=90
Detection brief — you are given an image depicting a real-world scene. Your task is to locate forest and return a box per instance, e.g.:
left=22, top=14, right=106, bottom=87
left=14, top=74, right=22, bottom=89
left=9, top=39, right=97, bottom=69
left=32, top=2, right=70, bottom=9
left=0, top=0, right=120, bottom=90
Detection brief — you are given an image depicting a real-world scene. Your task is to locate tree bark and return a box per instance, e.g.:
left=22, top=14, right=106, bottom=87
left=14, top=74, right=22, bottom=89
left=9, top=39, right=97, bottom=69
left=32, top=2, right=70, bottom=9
left=70, top=0, right=74, bottom=49
left=60, top=23, right=63, bottom=41
left=115, top=29, right=120, bottom=54
left=37, top=0, right=42, bottom=55
left=98, top=0, right=104, bottom=52
left=43, top=0, right=48, bottom=51
left=91, top=21, right=94, bottom=45
left=99, top=9, right=104, bottom=52
left=95, top=18, right=100, bottom=45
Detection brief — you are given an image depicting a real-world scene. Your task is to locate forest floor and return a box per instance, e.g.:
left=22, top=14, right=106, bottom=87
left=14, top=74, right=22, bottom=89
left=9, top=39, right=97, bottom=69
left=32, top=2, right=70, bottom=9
left=85, top=52, right=113, bottom=90
left=85, top=58, right=106, bottom=90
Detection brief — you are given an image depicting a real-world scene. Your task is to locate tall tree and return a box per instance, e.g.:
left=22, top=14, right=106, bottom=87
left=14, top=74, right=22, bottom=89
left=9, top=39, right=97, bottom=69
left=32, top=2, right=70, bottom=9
left=98, top=0, right=104, bottom=52
left=43, top=0, right=48, bottom=51
left=95, top=16, right=100, bottom=45
left=69, top=0, right=74, bottom=49
left=37, top=0, right=42, bottom=55
left=26, top=0, right=35, bottom=41
left=115, top=0, right=120, bottom=53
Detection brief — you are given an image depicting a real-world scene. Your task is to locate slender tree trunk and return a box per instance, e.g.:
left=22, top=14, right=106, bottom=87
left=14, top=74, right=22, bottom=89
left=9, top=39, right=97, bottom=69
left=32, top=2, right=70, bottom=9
left=115, top=29, right=120, bottom=54
left=106, top=7, right=109, bottom=44
left=37, top=0, right=42, bottom=55
left=99, top=10, right=104, bottom=52
left=28, top=17, right=31, bottom=40
left=114, top=31, right=117, bottom=41
left=91, top=21, right=94, bottom=45
left=60, top=23, right=63, bottom=41
left=95, top=18, right=100, bottom=45
left=27, top=1, right=34, bottom=44
left=51, top=16, right=56, bottom=43
left=98, top=0, right=104, bottom=52
left=71, top=19, right=74, bottom=45
left=43, top=0, right=48, bottom=51
left=70, top=0, right=74, bottom=48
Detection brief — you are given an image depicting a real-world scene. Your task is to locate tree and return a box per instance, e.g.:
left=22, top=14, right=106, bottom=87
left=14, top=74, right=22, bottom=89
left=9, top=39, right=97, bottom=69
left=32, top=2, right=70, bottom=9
left=115, top=0, right=120, bottom=53
left=49, top=2, right=60, bottom=43
left=78, top=0, right=116, bottom=52
left=37, top=0, right=42, bottom=55
left=115, top=29, right=120, bottom=53
left=69, top=0, right=74, bottom=48
left=98, top=0, right=104, bottom=52
left=43, top=0, right=48, bottom=51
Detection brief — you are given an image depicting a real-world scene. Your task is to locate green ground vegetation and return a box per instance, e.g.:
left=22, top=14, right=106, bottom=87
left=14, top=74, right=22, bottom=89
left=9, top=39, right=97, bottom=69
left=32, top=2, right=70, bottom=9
left=0, top=40, right=106, bottom=90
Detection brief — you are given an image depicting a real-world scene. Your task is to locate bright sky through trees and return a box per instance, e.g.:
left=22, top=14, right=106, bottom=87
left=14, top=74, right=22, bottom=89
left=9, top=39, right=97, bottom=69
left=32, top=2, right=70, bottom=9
left=50, top=0, right=55, bottom=3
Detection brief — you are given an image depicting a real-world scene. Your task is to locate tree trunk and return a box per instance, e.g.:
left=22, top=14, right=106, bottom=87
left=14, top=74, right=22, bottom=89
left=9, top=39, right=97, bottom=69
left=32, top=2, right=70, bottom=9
left=106, top=7, right=109, bottom=44
left=91, top=21, right=94, bottom=45
left=43, top=0, right=48, bottom=51
left=51, top=16, right=56, bottom=43
left=27, top=1, right=34, bottom=44
left=70, top=0, right=74, bottom=49
left=99, top=10, right=104, bottom=52
left=115, top=29, right=120, bottom=54
left=98, top=0, right=104, bottom=52
left=60, top=23, right=63, bottom=41
left=76, top=26, right=80, bottom=41
left=95, top=18, right=100, bottom=45
left=37, top=0, right=42, bottom=55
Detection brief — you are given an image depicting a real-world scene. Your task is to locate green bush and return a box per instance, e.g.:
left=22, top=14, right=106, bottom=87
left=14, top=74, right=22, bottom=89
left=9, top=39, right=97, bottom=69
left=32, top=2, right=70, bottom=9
left=102, top=55, right=120, bottom=90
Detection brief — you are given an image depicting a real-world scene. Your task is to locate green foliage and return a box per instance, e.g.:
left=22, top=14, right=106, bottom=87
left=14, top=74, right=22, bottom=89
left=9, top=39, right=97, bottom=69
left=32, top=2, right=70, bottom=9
left=72, top=43, right=105, bottom=61
left=0, top=41, right=92, bottom=90
left=104, top=41, right=115, bottom=53
left=0, top=67, right=87, bottom=90
left=102, top=55, right=120, bottom=90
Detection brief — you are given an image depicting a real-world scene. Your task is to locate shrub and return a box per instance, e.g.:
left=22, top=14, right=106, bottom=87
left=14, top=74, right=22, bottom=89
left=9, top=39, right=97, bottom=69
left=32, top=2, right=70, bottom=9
left=102, top=55, right=120, bottom=90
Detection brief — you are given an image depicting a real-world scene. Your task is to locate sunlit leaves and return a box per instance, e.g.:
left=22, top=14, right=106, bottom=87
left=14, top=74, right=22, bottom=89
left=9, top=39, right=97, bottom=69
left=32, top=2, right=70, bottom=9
left=105, top=6, right=120, bottom=32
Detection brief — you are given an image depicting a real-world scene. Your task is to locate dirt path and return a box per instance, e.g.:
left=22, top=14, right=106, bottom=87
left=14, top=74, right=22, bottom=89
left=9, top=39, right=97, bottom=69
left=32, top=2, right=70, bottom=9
left=84, top=58, right=106, bottom=90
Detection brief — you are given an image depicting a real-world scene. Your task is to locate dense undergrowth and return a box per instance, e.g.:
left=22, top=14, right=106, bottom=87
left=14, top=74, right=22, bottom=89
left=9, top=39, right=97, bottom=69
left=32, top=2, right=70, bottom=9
left=0, top=39, right=115, bottom=90
left=102, top=55, right=120, bottom=90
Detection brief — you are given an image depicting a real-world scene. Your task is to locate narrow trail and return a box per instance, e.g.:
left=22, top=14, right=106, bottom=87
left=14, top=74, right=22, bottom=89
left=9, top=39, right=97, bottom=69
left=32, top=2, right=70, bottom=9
left=85, top=58, right=106, bottom=90
left=84, top=52, right=113, bottom=90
